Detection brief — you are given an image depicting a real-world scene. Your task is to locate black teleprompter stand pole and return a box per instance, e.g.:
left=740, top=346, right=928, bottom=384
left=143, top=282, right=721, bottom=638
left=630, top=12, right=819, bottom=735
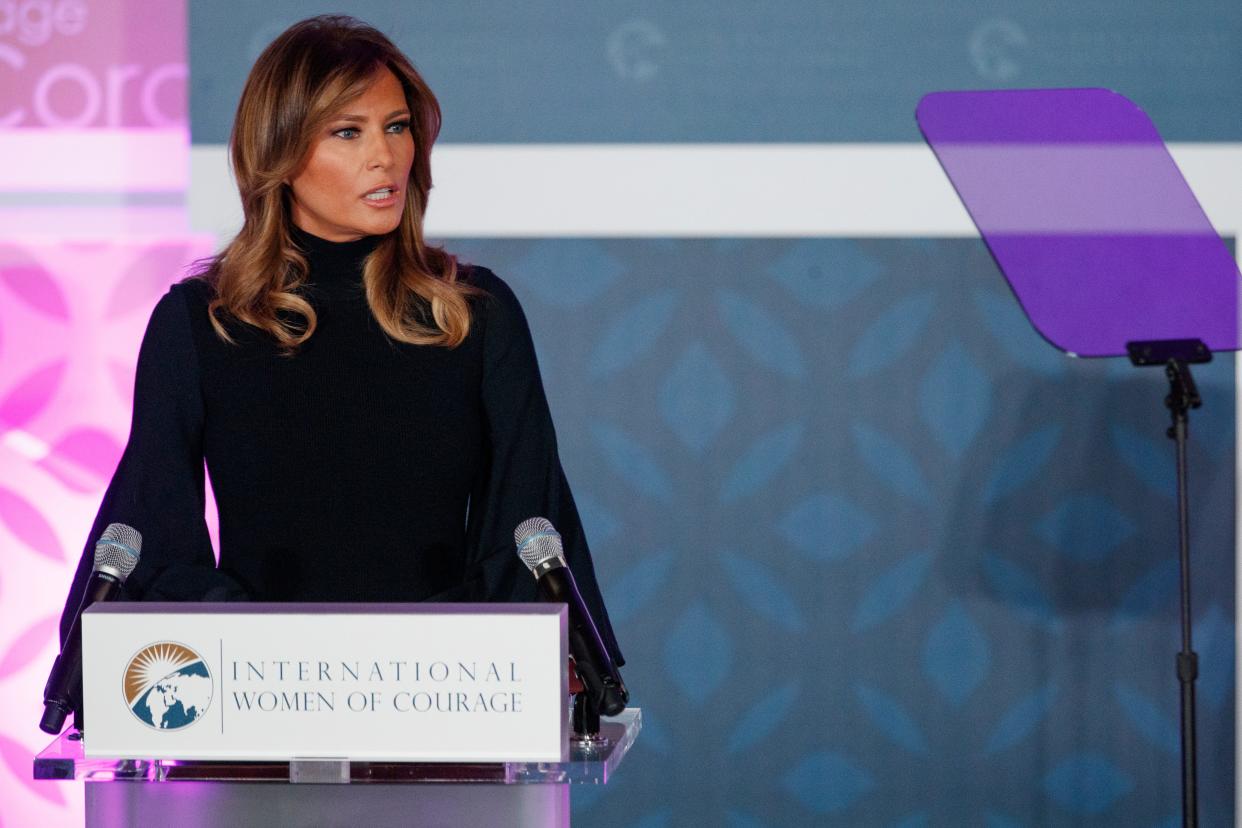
left=1127, top=337, right=1210, bottom=828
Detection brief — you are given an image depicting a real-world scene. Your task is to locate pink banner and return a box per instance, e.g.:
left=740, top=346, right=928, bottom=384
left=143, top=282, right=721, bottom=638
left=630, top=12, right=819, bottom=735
left=0, top=234, right=216, bottom=827
left=0, top=0, right=186, bottom=129
left=0, top=4, right=196, bottom=825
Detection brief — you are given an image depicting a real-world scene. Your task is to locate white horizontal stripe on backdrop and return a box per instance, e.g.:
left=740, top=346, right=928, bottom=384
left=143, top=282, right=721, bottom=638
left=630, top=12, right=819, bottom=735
left=190, top=143, right=1242, bottom=239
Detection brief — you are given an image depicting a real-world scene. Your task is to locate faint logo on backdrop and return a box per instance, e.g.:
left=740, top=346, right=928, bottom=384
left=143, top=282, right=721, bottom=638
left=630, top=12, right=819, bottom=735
left=0, top=0, right=185, bottom=127
left=607, top=19, right=665, bottom=82
left=969, top=18, right=1027, bottom=82
left=124, top=641, right=213, bottom=731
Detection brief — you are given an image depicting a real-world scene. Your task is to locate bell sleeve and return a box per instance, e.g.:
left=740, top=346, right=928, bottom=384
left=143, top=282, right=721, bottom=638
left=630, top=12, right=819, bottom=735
left=58, top=284, right=246, bottom=646
left=462, top=269, right=625, bottom=667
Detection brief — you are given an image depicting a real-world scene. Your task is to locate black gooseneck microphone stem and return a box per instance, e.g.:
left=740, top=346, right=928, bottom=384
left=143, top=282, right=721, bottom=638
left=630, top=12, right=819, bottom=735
left=573, top=690, right=602, bottom=739
left=40, top=569, right=122, bottom=735
left=533, top=562, right=627, bottom=718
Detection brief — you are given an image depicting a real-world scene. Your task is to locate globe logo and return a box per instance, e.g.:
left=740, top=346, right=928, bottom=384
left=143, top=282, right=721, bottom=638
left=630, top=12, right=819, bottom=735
left=123, top=642, right=213, bottom=731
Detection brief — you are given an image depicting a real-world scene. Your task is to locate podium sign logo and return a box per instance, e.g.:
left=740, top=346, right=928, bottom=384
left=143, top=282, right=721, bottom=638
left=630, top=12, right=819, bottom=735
left=123, top=641, right=213, bottom=731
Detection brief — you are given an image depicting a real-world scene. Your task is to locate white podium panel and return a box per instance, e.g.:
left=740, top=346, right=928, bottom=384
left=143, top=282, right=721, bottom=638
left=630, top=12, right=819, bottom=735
left=81, top=603, right=568, bottom=762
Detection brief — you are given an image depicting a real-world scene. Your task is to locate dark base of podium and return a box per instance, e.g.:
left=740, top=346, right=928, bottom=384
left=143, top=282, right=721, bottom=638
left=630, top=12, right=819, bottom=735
left=86, top=780, right=569, bottom=827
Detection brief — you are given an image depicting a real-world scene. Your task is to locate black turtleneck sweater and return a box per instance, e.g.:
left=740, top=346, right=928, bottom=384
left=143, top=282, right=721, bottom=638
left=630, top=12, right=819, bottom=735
left=59, top=228, right=624, bottom=665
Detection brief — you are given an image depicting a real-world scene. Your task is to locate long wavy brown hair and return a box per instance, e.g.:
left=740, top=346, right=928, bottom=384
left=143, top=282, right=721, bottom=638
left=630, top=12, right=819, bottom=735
left=201, top=15, right=474, bottom=352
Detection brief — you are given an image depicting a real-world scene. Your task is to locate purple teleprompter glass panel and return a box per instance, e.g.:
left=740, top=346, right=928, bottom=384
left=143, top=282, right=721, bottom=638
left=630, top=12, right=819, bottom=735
left=917, top=88, right=1240, bottom=357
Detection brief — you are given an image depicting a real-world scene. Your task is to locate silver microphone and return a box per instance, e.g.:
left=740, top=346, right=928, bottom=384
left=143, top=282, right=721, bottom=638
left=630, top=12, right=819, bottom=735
left=40, top=523, right=143, bottom=734
left=515, top=517, right=627, bottom=716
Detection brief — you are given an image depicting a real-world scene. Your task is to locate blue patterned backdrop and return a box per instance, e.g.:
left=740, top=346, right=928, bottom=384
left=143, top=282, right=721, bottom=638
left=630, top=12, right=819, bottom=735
left=190, top=4, right=1241, bottom=825
left=442, top=237, right=1237, bottom=826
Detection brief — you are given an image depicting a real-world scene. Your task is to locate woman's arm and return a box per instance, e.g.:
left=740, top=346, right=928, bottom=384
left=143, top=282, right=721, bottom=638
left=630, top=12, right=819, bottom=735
left=463, top=268, right=625, bottom=667
left=58, top=285, right=245, bottom=646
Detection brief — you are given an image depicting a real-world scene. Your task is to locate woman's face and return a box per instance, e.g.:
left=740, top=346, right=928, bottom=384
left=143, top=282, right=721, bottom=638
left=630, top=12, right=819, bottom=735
left=288, top=67, right=415, bottom=242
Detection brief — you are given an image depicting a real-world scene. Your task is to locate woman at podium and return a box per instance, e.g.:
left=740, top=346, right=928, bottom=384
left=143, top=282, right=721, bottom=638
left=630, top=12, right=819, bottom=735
left=57, top=15, right=624, bottom=668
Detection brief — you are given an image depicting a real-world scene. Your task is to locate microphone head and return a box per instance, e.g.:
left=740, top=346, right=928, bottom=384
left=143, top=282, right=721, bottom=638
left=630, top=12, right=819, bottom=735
left=514, top=517, right=564, bottom=571
left=93, top=523, right=142, bottom=582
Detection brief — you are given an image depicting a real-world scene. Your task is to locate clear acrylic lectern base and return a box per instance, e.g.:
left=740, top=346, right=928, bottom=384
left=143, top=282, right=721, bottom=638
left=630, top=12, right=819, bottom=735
left=35, top=709, right=639, bottom=828
left=87, top=779, right=568, bottom=828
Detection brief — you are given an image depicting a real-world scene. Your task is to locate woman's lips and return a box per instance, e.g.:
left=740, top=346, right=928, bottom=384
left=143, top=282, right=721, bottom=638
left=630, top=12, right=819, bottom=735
left=361, top=186, right=399, bottom=208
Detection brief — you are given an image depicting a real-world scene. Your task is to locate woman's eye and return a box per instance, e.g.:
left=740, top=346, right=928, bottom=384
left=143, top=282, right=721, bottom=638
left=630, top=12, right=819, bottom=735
left=334, top=127, right=360, bottom=139
left=387, top=121, right=411, bottom=134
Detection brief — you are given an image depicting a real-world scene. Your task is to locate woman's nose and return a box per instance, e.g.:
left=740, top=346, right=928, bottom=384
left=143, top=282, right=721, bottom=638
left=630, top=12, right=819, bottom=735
left=367, top=132, right=393, bottom=168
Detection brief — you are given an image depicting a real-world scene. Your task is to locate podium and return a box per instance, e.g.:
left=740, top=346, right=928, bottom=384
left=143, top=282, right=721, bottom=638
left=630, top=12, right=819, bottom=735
left=34, top=603, right=639, bottom=827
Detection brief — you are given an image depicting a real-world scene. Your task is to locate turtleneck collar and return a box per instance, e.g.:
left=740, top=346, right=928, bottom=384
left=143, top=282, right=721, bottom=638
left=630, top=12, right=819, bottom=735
left=290, top=224, right=383, bottom=275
